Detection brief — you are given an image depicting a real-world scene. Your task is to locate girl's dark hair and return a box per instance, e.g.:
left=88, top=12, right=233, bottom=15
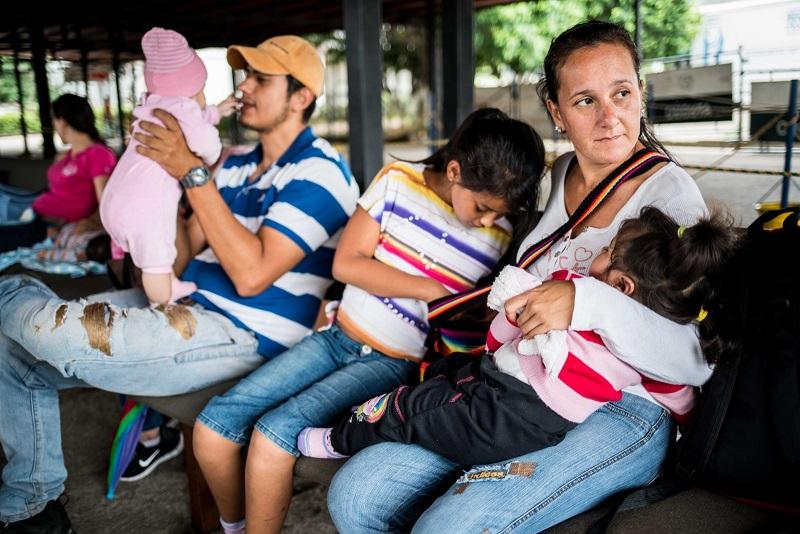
left=51, top=94, right=103, bottom=144
left=536, top=20, right=670, bottom=159
left=610, top=206, right=742, bottom=364
left=414, top=107, right=546, bottom=252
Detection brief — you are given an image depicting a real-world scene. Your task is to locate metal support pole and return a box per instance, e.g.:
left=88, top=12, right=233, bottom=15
left=442, top=0, right=474, bottom=137
left=77, top=25, right=90, bottom=98
left=738, top=46, right=744, bottom=143
left=13, top=44, right=30, bottom=157
left=344, top=0, right=384, bottom=189
left=230, top=68, right=241, bottom=145
left=31, top=23, right=55, bottom=158
left=81, top=48, right=90, bottom=98
left=780, top=79, right=798, bottom=208
left=426, top=0, right=440, bottom=152
left=111, top=36, right=126, bottom=147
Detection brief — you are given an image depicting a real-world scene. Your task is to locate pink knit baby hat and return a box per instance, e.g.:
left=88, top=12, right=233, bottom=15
left=142, top=27, right=207, bottom=97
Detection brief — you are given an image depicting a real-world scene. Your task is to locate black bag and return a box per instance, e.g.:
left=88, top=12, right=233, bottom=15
left=672, top=207, right=800, bottom=508
left=589, top=209, right=800, bottom=533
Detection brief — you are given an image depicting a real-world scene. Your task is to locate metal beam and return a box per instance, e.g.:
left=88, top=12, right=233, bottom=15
left=343, top=0, right=383, bottom=189
left=13, top=35, right=30, bottom=156
left=426, top=0, right=440, bottom=150
left=30, top=22, right=55, bottom=158
left=111, top=32, right=126, bottom=148
left=442, top=0, right=474, bottom=137
left=79, top=26, right=90, bottom=98
left=230, top=68, right=241, bottom=145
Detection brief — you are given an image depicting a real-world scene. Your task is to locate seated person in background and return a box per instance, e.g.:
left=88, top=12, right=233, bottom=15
left=32, top=95, right=117, bottom=229
left=0, top=94, right=116, bottom=251
left=299, top=207, right=739, bottom=465
left=101, top=27, right=237, bottom=305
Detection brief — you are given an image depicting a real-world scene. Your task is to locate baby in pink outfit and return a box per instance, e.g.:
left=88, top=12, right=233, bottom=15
left=101, top=27, right=236, bottom=304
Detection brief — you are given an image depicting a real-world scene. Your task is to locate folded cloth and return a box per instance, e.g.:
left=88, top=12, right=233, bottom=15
left=487, top=265, right=543, bottom=312
left=488, top=265, right=568, bottom=376
left=0, top=223, right=107, bottom=277
left=38, top=222, right=105, bottom=262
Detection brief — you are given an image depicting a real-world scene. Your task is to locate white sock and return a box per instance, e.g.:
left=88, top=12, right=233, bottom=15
left=140, top=435, right=161, bottom=448
left=170, top=278, right=197, bottom=303
left=220, top=517, right=245, bottom=534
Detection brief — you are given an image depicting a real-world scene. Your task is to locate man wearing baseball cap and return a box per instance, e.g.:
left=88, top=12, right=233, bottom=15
left=0, top=34, right=358, bottom=533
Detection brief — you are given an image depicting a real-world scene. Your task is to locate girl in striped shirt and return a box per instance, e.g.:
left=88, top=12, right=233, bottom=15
left=298, top=207, right=739, bottom=465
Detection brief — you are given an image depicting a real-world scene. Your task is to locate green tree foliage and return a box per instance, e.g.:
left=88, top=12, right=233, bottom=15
left=475, top=0, right=702, bottom=76
left=0, top=57, right=36, bottom=105
left=309, top=23, right=427, bottom=90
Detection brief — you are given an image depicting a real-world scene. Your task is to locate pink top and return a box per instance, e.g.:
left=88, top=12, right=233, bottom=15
left=32, top=144, right=117, bottom=222
left=100, top=94, right=222, bottom=269
left=489, top=270, right=697, bottom=424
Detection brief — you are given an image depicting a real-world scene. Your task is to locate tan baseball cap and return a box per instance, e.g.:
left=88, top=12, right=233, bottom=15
left=227, top=35, right=324, bottom=97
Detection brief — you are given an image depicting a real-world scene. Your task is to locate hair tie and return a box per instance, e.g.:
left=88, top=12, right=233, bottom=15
left=695, top=307, right=708, bottom=323
left=677, top=226, right=687, bottom=238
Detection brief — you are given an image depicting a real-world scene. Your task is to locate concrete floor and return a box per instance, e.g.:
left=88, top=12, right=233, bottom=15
left=59, top=392, right=336, bottom=534
left=0, top=388, right=338, bottom=534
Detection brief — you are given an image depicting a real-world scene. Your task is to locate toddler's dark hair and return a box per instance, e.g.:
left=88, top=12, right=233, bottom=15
left=610, top=206, right=742, bottom=364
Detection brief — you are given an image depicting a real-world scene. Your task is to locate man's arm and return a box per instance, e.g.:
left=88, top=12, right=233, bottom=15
left=133, top=110, right=304, bottom=296
left=184, top=182, right=306, bottom=295
left=185, top=214, right=207, bottom=257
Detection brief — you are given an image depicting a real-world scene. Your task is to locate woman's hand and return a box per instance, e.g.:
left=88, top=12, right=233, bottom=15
left=133, top=109, right=202, bottom=179
left=504, top=280, right=575, bottom=337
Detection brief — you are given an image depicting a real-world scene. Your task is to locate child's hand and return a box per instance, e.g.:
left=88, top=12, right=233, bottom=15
left=424, top=279, right=451, bottom=303
left=216, top=94, right=241, bottom=118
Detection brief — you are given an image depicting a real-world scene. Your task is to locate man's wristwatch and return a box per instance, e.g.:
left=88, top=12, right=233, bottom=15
left=180, top=166, right=211, bottom=189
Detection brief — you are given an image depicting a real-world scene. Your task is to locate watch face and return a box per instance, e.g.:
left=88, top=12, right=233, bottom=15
left=189, top=167, right=209, bottom=185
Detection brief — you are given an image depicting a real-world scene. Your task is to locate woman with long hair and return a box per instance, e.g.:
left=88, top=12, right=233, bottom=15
left=327, top=20, right=712, bottom=533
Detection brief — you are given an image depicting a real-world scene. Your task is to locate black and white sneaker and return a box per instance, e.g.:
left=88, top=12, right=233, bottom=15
left=120, top=425, right=184, bottom=482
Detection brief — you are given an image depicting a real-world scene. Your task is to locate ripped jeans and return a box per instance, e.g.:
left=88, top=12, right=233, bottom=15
left=0, top=275, right=264, bottom=522
left=327, top=392, right=671, bottom=533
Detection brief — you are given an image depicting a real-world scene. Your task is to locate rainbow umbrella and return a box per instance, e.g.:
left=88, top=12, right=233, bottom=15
left=106, top=399, right=148, bottom=500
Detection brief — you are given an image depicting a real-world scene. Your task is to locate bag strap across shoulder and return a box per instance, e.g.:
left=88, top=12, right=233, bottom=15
left=427, top=148, right=669, bottom=323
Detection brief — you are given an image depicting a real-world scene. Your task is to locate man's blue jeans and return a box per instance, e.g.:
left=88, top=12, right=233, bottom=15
left=328, top=392, right=671, bottom=533
left=0, top=275, right=264, bottom=522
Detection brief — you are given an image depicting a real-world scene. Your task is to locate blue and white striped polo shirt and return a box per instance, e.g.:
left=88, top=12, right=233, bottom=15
left=183, top=127, right=359, bottom=357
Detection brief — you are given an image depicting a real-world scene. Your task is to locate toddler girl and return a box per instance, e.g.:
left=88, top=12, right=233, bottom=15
left=299, top=206, right=740, bottom=465
left=100, top=27, right=237, bottom=304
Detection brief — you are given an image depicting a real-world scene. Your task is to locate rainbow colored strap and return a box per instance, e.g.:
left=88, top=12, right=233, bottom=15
left=428, top=149, right=669, bottom=322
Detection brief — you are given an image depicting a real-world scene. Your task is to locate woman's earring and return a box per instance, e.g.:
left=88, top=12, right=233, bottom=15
left=555, top=125, right=564, bottom=134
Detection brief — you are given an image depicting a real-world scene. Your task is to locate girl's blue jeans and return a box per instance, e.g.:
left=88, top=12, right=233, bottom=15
left=327, top=392, right=671, bottom=533
left=0, top=275, right=264, bottom=522
left=197, top=324, right=417, bottom=456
